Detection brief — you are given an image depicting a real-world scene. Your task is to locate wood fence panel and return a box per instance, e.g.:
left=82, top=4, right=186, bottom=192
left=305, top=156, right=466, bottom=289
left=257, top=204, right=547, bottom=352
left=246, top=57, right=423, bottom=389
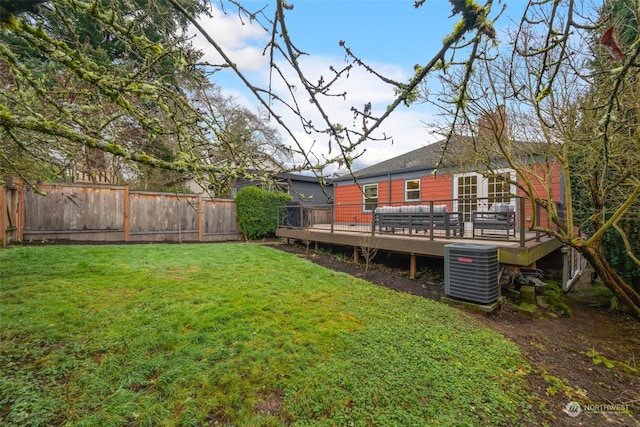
left=129, top=192, right=200, bottom=242
left=201, top=198, right=240, bottom=241
left=2, top=181, right=241, bottom=244
left=23, top=183, right=125, bottom=241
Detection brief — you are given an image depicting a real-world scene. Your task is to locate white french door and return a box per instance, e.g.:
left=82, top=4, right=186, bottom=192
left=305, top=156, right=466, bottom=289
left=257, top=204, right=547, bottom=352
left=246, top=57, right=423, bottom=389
left=453, top=170, right=516, bottom=223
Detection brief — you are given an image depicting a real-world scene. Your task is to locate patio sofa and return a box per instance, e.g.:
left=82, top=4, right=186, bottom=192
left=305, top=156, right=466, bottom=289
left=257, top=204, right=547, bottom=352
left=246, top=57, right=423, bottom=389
left=471, top=202, right=516, bottom=238
left=374, top=205, right=463, bottom=237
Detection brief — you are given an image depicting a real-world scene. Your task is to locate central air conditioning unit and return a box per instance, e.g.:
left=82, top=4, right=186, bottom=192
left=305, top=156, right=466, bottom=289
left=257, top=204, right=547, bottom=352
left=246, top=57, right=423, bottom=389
left=445, top=244, right=499, bottom=304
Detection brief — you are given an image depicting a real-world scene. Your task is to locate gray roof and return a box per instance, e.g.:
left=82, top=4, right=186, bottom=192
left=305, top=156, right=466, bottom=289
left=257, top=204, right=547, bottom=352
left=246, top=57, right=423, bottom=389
left=277, top=172, right=333, bottom=184
left=334, top=137, right=464, bottom=181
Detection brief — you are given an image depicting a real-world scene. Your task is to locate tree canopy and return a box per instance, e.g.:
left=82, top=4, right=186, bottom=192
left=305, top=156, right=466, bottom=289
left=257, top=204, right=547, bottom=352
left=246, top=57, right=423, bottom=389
left=0, top=0, right=283, bottom=191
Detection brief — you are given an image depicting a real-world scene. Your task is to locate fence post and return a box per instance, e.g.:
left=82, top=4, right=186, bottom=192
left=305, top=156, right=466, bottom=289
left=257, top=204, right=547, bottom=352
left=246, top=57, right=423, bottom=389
left=17, top=179, right=24, bottom=241
left=123, top=185, right=130, bottom=241
left=198, top=194, right=203, bottom=242
left=0, top=185, right=6, bottom=247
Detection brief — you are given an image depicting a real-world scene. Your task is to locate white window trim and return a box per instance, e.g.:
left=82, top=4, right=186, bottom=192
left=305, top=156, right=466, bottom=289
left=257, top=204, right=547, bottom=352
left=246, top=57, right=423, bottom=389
left=405, top=179, right=420, bottom=201
left=362, top=183, right=378, bottom=212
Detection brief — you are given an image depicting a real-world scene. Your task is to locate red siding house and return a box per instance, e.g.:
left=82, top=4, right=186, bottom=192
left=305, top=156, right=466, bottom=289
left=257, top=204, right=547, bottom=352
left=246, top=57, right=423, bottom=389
left=332, top=137, right=564, bottom=233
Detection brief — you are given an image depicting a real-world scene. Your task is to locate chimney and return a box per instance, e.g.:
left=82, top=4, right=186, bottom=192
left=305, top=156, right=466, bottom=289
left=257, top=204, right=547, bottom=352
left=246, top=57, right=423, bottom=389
left=477, top=105, right=507, bottom=141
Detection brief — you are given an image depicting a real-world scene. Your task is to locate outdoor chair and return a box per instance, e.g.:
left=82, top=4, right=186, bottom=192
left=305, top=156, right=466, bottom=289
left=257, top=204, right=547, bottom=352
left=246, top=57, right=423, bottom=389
left=471, top=202, right=516, bottom=238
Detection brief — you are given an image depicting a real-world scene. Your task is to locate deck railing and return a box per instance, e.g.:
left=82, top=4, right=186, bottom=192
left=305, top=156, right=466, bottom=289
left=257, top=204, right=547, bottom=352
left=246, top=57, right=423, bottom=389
left=278, top=197, right=551, bottom=248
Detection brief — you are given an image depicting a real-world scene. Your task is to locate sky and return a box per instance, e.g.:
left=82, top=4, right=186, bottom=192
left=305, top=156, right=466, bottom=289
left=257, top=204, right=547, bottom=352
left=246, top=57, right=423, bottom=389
left=187, top=0, right=525, bottom=174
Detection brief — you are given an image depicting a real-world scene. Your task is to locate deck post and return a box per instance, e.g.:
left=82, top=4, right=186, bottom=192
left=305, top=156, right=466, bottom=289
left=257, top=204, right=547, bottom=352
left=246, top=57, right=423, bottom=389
left=299, top=205, right=304, bottom=229
left=353, top=246, right=359, bottom=263
left=370, top=210, right=375, bottom=236
left=519, top=197, right=525, bottom=248
left=409, top=253, right=416, bottom=279
left=428, top=200, right=434, bottom=241
left=330, top=205, right=334, bottom=233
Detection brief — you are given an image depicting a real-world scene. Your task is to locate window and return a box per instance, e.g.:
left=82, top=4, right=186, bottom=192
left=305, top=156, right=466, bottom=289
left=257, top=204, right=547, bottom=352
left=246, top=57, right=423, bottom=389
left=405, top=179, right=420, bottom=201
left=363, top=184, right=378, bottom=212
left=488, top=172, right=512, bottom=204
left=455, top=174, right=478, bottom=221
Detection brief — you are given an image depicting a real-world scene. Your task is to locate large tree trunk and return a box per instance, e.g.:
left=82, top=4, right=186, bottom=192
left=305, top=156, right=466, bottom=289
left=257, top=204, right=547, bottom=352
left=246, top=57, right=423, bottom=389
left=579, top=246, right=640, bottom=320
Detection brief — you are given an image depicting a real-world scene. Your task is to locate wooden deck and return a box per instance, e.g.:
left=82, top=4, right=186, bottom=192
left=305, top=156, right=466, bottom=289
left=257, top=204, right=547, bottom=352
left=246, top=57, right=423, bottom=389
left=276, top=223, right=562, bottom=267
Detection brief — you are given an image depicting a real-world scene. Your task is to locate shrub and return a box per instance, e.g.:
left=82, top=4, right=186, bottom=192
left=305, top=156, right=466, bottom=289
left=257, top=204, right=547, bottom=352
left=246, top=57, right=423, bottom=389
left=236, top=187, right=292, bottom=240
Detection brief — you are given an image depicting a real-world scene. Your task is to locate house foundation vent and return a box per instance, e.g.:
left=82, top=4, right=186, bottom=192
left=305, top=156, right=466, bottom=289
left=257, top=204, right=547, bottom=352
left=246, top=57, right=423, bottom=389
left=445, top=244, right=499, bottom=304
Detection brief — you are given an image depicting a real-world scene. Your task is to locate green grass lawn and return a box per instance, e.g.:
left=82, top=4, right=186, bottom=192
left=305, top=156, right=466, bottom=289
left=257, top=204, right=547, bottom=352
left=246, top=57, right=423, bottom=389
left=0, top=243, right=535, bottom=426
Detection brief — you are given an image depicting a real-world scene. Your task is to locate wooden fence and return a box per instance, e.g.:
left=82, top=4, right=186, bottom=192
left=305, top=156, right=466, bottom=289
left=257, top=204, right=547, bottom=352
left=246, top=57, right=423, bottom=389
left=1, top=181, right=241, bottom=246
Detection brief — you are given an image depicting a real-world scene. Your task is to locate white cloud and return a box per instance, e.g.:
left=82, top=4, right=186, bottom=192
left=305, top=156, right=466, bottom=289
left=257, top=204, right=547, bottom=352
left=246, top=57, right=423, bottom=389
left=189, top=7, right=439, bottom=173
left=263, top=55, right=439, bottom=171
left=188, top=6, right=269, bottom=71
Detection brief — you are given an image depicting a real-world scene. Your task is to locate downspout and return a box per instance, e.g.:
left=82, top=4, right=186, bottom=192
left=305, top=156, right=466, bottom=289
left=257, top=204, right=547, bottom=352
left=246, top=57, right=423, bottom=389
left=561, top=246, right=570, bottom=292
left=562, top=244, right=586, bottom=293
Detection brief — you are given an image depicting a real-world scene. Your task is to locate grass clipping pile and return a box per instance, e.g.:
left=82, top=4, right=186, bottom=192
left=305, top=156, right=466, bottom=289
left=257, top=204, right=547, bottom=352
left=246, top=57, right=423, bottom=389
left=275, top=242, right=639, bottom=427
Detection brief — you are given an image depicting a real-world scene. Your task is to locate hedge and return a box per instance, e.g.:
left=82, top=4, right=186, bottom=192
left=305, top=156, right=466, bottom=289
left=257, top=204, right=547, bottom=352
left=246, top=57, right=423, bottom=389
left=236, top=187, right=292, bottom=240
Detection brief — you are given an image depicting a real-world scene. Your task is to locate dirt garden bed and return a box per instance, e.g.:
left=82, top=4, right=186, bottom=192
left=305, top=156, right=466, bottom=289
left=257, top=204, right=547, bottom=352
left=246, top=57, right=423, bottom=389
left=273, top=241, right=640, bottom=427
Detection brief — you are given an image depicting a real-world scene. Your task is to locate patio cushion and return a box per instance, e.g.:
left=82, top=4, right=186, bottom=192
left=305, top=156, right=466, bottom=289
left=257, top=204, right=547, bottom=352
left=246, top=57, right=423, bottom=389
left=417, top=204, right=447, bottom=213
left=489, top=202, right=514, bottom=212
left=375, top=206, right=401, bottom=213
left=399, top=205, right=422, bottom=214
left=476, top=203, right=514, bottom=220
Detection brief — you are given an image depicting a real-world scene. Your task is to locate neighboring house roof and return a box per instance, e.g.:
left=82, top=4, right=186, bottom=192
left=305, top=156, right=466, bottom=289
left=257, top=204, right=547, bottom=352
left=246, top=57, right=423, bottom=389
left=232, top=172, right=334, bottom=203
left=232, top=172, right=333, bottom=187
left=277, top=172, right=333, bottom=185
left=275, top=173, right=333, bottom=204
